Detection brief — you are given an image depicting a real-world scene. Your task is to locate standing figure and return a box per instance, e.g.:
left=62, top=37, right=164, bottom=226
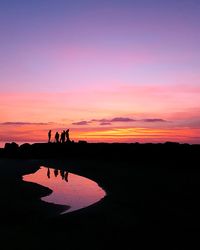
left=65, top=129, right=70, bottom=142
left=61, top=130, right=66, bottom=143
left=55, top=132, right=60, bottom=143
left=48, top=130, right=51, bottom=143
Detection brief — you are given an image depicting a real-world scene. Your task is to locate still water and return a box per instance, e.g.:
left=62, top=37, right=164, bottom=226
left=23, top=166, right=105, bottom=214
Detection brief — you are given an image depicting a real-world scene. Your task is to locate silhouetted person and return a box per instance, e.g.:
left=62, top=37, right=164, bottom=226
left=64, top=171, right=68, bottom=182
left=65, top=129, right=70, bottom=142
left=55, top=132, right=60, bottom=143
left=61, top=130, right=65, bottom=143
left=54, top=169, right=58, bottom=177
left=48, top=130, right=51, bottom=143
left=47, top=168, right=50, bottom=179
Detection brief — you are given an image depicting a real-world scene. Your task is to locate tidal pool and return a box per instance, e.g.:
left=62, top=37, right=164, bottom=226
left=23, top=166, right=105, bottom=214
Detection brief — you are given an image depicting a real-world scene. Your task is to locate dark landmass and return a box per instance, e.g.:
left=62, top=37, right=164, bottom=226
left=0, top=142, right=200, bottom=249
left=1, top=141, right=199, bottom=161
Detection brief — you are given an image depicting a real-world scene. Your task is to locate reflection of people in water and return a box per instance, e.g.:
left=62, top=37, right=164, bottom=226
left=54, top=169, right=58, bottom=177
left=49, top=168, right=69, bottom=181
left=48, top=130, right=51, bottom=143
left=47, top=168, right=50, bottom=178
left=64, top=171, right=68, bottom=182
left=60, top=169, right=65, bottom=180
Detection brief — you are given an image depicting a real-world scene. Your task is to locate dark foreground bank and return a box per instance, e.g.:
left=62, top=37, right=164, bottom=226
left=0, top=142, right=200, bottom=249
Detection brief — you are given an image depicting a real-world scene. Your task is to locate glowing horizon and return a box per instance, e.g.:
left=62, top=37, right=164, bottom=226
left=0, top=1, right=200, bottom=144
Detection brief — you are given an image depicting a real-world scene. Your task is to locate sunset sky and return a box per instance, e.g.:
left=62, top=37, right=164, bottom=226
left=0, top=0, right=200, bottom=145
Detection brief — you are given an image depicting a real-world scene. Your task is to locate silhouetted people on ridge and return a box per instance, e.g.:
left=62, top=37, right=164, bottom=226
left=60, top=130, right=66, bottom=143
left=48, top=129, right=72, bottom=144
left=48, top=130, right=51, bottom=143
left=65, top=129, right=70, bottom=142
left=55, top=132, right=60, bottom=143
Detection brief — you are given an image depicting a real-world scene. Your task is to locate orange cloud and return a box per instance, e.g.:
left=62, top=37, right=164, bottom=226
left=0, top=122, right=199, bottom=146
left=0, top=83, right=200, bottom=144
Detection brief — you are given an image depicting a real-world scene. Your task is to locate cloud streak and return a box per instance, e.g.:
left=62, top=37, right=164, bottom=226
left=142, top=119, right=166, bottom=123
left=111, top=117, right=135, bottom=122
left=0, top=122, right=52, bottom=126
left=100, top=122, right=112, bottom=126
left=72, top=117, right=167, bottom=126
left=72, top=121, right=90, bottom=126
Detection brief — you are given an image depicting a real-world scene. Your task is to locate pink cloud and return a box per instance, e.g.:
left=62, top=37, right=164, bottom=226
left=52, top=40, right=199, bottom=69
left=72, top=117, right=167, bottom=126
left=0, top=120, right=200, bottom=144
left=0, top=82, right=200, bottom=144
left=72, top=121, right=90, bottom=125
left=55, top=46, right=155, bottom=66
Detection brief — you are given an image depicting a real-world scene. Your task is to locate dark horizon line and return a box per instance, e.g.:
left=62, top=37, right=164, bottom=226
left=1, top=140, right=199, bottom=150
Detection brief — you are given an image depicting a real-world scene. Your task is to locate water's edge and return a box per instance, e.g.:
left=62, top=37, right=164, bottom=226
left=23, top=166, right=106, bottom=214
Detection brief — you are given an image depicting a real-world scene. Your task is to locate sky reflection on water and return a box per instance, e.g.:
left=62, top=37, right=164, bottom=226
left=23, top=166, right=105, bottom=214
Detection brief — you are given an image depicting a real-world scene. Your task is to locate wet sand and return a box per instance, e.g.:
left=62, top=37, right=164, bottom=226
left=0, top=143, right=200, bottom=249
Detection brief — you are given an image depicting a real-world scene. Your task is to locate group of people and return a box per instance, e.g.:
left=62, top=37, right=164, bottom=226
left=48, top=129, right=70, bottom=143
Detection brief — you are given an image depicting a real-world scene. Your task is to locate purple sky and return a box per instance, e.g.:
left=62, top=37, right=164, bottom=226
left=1, top=0, right=200, bottom=92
